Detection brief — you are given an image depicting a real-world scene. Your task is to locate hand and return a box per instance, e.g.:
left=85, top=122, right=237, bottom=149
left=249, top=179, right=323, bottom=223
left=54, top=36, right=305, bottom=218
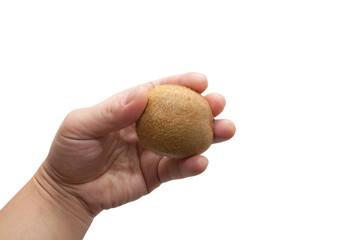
left=37, top=72, right=236, bottom=217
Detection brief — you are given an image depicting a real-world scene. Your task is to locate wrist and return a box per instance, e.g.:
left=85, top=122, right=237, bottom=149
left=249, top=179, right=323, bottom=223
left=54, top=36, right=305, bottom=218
left=0, top=164, right=94, bottom=240
left=34, top=162, right=95, bottom=221
left=32, top=164, right=94, bottom=238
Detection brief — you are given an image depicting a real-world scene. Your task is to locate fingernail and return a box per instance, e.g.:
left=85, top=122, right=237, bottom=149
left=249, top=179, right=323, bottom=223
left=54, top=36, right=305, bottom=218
left=123, top=86, right=140, bottom=105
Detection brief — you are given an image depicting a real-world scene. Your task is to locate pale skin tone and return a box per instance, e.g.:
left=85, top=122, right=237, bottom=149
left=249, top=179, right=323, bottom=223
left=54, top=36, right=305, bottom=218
left=0, top=73, right=236, bottom=240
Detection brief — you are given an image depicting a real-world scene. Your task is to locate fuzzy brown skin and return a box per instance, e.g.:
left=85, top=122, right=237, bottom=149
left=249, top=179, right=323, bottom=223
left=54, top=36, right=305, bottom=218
left=136, top=85, right=214, bottom=159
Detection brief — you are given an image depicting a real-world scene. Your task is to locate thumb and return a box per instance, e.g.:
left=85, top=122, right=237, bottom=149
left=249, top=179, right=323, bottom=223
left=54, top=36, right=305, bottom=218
left=61, top=85, right=148, bottom=139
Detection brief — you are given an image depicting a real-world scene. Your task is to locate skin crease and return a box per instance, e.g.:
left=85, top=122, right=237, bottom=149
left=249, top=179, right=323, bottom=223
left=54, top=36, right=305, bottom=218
left=0, top=73, right=236, bottom=240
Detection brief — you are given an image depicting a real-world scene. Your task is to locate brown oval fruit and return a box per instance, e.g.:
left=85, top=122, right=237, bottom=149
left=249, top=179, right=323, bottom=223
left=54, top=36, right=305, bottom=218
left=136, top=84, right=214, bottom=159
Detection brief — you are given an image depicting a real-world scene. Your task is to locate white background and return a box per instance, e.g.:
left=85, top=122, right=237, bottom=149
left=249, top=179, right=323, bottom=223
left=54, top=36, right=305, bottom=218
left=1, top=0, right=360, bottom=239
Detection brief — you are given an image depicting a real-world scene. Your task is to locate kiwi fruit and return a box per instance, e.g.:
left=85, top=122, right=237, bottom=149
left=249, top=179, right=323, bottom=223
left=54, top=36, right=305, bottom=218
left=136, top=84, right=214, bottom=159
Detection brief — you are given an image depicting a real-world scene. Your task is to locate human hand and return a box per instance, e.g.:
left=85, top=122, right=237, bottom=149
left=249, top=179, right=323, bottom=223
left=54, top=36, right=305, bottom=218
left=36, top=73, right=236, bottom=217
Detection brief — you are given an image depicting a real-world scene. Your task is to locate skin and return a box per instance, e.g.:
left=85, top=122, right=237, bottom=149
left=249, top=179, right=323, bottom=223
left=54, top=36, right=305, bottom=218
left=0, top=73, right=236, bottom=240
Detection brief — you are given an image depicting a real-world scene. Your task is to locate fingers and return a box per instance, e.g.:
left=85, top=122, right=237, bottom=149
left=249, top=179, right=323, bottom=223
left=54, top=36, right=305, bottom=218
left=205, top=93, right=226, bottom=117
left=204, top=93, right=235, bottom=143
left=140, top=151, right=209, bottom=193
left=140, top=151, right=163, bottom=193
left=213, top=119, right=236, bottom=143
left=158, top=155, right=209, bottom=183
left=144, top=72, right=208, bottom=93
left=61, top=85, right=149, bottom=139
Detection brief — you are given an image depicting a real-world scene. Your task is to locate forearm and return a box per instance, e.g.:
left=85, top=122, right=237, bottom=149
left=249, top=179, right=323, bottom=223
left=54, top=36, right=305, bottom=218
left=0, top=166, right=93, bottom=240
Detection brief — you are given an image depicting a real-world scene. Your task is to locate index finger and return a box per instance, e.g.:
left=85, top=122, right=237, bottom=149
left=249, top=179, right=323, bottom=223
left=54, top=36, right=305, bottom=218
left=144, top=72, right=208, bottom=94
